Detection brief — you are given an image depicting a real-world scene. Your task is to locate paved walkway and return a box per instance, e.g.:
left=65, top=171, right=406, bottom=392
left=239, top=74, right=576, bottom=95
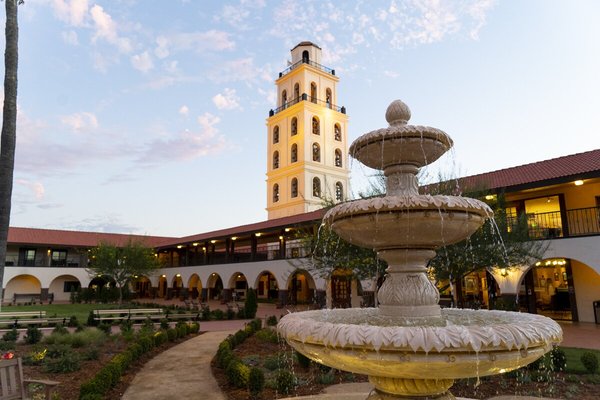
left=122, top=311, right=600, bottom=400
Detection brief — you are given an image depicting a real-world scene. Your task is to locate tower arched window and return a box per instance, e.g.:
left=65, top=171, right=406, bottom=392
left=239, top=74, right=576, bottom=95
left=273, top=184, right=279, bottom=203
left=273, top=126, right=279, bottom=144
left=291, top=117, right=298, bottom=136
left=291, top=178, right=298, bottom=198
left=294, top=83, right=300, bottom=100
left=326, top=88, right=332, bottom=108
left=302, top=50, right=309, bottom=63
left=312, top=117, right=320, bottom=135
left=335, top=182, right=344, bottom=201
left=281, top=90, right=287, bottom=108
left=312, top=143, right=320, bottom=162
left=313, top=177, right=321, bottom=198
left=310, top=82, right=317, bottom=103
left=335, top=149, right=342, bottom=167
left=273, top=151, right=279, bottom=169
left=291, top=143, right=298, bottom=163
left=334, top=124, right=342, bottom=141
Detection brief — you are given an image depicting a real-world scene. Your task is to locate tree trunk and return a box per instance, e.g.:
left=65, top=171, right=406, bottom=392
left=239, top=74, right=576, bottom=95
left=0, top=0, right=19, bottom=311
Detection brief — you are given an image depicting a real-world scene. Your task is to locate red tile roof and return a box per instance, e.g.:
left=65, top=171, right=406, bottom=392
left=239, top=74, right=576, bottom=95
left=458, top=149, right=600, bottom=192
left=157, top=208, right=326, bottom=248
left=7, top=227, right=172, bottom=248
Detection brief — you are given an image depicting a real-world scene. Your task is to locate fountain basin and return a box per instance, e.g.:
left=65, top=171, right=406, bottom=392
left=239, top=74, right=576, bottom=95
left=324, top=195, right=493, bottom=249
left=279, top=308, right=562, bottom=397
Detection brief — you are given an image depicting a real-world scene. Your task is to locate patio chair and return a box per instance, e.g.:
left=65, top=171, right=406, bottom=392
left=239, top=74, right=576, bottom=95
left=0, top=357, right=59, bottom=400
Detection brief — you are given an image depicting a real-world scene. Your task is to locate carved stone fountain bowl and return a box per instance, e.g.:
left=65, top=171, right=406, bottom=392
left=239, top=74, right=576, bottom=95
left=323, top=195, right=493, bottom=249
left=278, top=308, right=562, bottom=381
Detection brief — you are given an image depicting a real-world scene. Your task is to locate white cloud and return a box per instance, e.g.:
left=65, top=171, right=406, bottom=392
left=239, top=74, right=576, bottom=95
left=131, top=51, right=154, bottom=73
left=90, top=4, right=132, bottom=53
left=384, top=70, right=400, bottom=78
left=16, top=179, right=45, bottom=200
left=60, top=112, right=99, bottom=132
left=152, top=30, right=235, bottom=58
left=212, top=88, right=241, bottom=110
left=138, top=112, right=228, bottom=164
left=210, top=57, right=270, bottom=83
left=179, top=105, right=189, bottom=116
left=51, top=0, right=89, bottom=27
left=61, top=30, right=79, bottom=45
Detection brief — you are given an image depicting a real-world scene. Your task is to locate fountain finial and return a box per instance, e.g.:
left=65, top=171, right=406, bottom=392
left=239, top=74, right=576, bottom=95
left=385, top=99, right=411, bottom=125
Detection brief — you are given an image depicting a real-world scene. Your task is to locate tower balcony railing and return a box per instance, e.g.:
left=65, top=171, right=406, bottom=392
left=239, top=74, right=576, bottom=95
left=279, top=58, right=335, bottom=78
left=269, top=93, right=346, bottom=116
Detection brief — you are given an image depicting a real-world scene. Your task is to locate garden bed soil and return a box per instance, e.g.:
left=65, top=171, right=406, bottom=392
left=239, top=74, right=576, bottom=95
left=214, top=334, right=600, bottom=400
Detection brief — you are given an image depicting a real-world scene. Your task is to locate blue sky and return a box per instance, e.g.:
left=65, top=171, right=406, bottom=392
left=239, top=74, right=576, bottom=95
left=5, top=0, right=600, bottom=237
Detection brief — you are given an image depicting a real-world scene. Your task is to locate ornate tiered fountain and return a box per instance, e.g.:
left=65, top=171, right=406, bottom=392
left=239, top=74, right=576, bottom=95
left=278, top=100, right=562, bottom=399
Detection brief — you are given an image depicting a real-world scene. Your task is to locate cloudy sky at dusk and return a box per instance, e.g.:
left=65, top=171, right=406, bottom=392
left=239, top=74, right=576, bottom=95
left=5, top=0, right=600, bottom=237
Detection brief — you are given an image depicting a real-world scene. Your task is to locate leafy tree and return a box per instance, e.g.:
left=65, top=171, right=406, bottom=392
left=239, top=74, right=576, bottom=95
left=244, top=288, right=258, bottom=319
left=0, top=0, right=22, bottom=311
left=88, top=239, right=161, bottom=305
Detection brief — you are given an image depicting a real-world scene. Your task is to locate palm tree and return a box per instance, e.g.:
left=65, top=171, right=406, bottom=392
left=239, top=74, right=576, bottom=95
left=0, top=0, right=21, bottom=310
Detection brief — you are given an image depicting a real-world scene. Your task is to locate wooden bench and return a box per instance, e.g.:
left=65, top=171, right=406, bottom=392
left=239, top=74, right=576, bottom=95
left=0, top=357, right=58, bottom=400
left=93, top=308, right=164, bottom=322
left=0, top=311, right=47, bottom=328
left=11, top=293, right=53, bottom=305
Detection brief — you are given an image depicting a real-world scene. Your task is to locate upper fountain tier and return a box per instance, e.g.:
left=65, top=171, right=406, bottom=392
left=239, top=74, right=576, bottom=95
left=350, top=99, right=453, bottom=172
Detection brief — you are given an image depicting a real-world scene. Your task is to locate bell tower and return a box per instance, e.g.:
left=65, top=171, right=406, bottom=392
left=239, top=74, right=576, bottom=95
left=266, top=41, right=350, bottom=220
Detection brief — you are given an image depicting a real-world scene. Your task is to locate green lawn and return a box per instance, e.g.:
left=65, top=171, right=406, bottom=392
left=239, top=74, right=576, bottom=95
left=562, top=347, right=600, bottom=374
left=0, top=303, right=124, bottom=324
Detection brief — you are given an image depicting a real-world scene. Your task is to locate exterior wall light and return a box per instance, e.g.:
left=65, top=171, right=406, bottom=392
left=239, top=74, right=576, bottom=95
left=192, top=242, right=199, bottom=246
left=285, top=228, right=292, bottom=232
left=177, top=245, right=183, bottom=249
left=574, top=180, right=584, bottom=186
left=255, top=233, right=262, bottom=237
left=500, top=268, right=508, bottom=277
left=231, top=236, right=237, bottom=241
left=210, top=240, right=217, bottom=244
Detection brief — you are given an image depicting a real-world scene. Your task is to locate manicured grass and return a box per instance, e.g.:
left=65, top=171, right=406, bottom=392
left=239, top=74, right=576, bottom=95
left=562, top=347, right=600, bottom=374
left=0, top=303, right=122, bottom=324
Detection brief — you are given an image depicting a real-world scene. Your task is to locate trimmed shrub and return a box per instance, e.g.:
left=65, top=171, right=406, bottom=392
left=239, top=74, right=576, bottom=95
left=201, top=305, right=211, bottom=321
left=0, top=340, right=16, bottom=351
left=226, top=307, right=236, bottom=320
left=189, top=322, right=200, bottom=334
left=263, top=354, right=285, bottom=371
left=44, top=351, right=81, bottom=373
left=551, top=347, right=567, bottom=371
left=248, top=367, right=265, bottom=399
left=244, top=288, right=258, bottom=319
left=128, top=343, right=144, bottom=360
left=67, top=315, right=79, bottom=327
left=249, top=318, right=262, bottom=332
left=83, top=347, right=100, bottom=361
left=166, top=328, right=178, bottom=342
left=176, top=321, right=189, bottom=338
left=80, top=394, right=104, bottom=400
left=212, top=309, right=225, bottom=320
left=153, top=331, right=168, bottom=346
left=225, top=360, right=250, bottom=388
left=24, top=326, right=43, bottom=344
left=317, top=370, right=336, bottom=385
left=46, top=344, right=71, bottom=358
left=160, top=318, right=170, bottom=330
left=2, top=328, right=19, bottom=342
left=97, top=322, right=112, bottom=335
left=255, top=328, right=278, bottom=344
left=52, top=324, right=69, bottom=335
left=275, top=369, right=295, bottom=394
left=581, top=352, right=599, bottom=374
left=87, top=310, right=97, bottom=327
left=266, top=315, right=278, bottom=326
left=137, top=335, right=154, bottom=352
left=216, top=341, right=234, bottom=368
left=79, top=378, right=105, bottom=398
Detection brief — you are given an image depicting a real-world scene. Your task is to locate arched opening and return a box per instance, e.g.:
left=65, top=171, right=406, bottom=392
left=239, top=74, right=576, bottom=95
left=273, top=151, right=280, bottom=169
left=4, top=275, right=42, bottom=303
left=312, top=116, right=320, bottom=135
left=291, top=117, right=298, bottom=136
left=312, top=177, right=321, bottom=198
left=294, top=83, right=300, bottom=100
left=88, top=276, right=117, bottom=301
left=291, top=143, right=298, bottom=163
left=325, top=88, right=332, bottom=108
left=456, top=269, right=499, bottom=309
left=287, top=270, right=316, bottom=304
left=334, top=123, right=342, bottom=141
left=229, top=272, right=248, bottom=301
left=310, top=82, right=317, bottom=103
left=273, top=125, right=279, bottom=144
left=302, top=50, right=309, bottom=63
left=256, top=271, right=279, bottom=301
left=335, top=181, right=344, bottom=201
left=49, top=274, right=81, bottom=302
left=208, top=273, right=224, bottom=301
left=519, top=258, right=580, bottom=321
left=312, top=143, right=320, bottom=162
left=335, top=149, right=342, bottom=167
left=281, top=89, right=287, bottom=108
left=158, top=275, right=167, bottom=298
left=273, top=183, right=280, bottom=203
left=171, top=275, right=184, bottom=299
left=188, top=274, right=202, bottom=299
left=131, top=275, right=152, bottom=298
left=291, top=177, right=298, bottom=198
